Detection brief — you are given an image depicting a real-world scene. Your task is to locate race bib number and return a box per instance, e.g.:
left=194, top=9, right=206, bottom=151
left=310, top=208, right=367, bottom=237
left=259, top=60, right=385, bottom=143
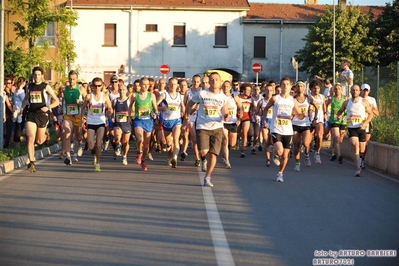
left=243, top=104, right=250, bottom=112
left=204, top=105, right=218, bottom=117
left=138, top=107, right=150, bottom=119
left=116, top=111, right=127, bottom=122
left=90, top=104, right=102, bottom=115
left=167, top=105, right=178, bottom=112
left=66, top=104, right=79, bottom=115
left=30, top=91, right=42, bottom=103
left=228, top=107, right=236, bottom=116
left=275, top=115, right=290, bottom=126
left=349, top=115, right=363, bottom=126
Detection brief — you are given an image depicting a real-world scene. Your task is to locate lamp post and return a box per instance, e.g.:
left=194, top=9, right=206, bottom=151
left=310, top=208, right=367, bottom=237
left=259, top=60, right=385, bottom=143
left=333, top=0, right=336, bottom=84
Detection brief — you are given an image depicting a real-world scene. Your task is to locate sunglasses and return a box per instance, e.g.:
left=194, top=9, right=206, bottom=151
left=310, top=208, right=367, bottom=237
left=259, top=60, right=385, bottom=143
left=5, top=82, right=12, bottom=84
left=93, top=84, right=102, bottom=87
left=112, top=80, right=118, bottom=83
left=233, top=84, right=239, bottom=86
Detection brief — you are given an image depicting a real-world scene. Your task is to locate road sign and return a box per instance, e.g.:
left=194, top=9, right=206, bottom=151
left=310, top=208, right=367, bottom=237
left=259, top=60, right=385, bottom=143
left=160, top=64, right=170, bottom=75
left=252, top=62, right=262, bottom=73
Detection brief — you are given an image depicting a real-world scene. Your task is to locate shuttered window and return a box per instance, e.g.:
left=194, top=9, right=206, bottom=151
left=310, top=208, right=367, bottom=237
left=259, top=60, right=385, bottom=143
left=104, top=24, right=116, bottom=46
left=215, top=26, right=227, bottom=46
left=173, top=25, right=186, bottom=45
left=254, top=36, right=266, bottom=58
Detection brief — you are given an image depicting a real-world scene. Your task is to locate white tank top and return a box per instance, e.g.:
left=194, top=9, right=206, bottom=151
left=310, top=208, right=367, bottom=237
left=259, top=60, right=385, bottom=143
left=271, top=95, right=294, bottom=135
left=292, top=97, right=310, bottom=127
left=262, top=98, right=273, bottom=119
left=224, top=96, right=238, bottom=124
left=188, top=88, right=200, bottom=122
left=347, top=98, right=365, bottom=128
left=309, top=94, right=325, bottom=123
left=87, top=92, right=106, bottom=125
left=162, top=92, right=182, bottom=121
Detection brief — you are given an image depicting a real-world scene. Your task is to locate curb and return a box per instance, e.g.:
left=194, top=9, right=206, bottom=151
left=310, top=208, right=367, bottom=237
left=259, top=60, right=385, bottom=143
left=0, top=143, right=61, bottom=176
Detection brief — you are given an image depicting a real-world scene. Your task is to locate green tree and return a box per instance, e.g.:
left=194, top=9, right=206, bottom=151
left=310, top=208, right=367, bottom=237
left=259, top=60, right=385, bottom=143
left=5, top=0, right=77, bottom=79
left=295, top=6, right=377, bottom=80
left=370, top=0, right=399, bottom=67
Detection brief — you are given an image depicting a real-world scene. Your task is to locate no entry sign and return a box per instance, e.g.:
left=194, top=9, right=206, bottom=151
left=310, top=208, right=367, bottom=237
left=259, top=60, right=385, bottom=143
left=160, top=64, right=170, bottom=75
left=252, top=62, right=262, bottom=73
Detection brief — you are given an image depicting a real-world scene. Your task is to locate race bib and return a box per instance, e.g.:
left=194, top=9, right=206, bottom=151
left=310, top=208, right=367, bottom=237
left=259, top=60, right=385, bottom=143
left=167, top=105, right=178, bottom=112
left=116, top=111, right=127, bottom=122
left=138, top=107, right=150, bottom=119
left=66, top=104, right=79, bottom=115
left=30, top=91, right=42, bottom=103
left=203, top=105, right=218, bottom=117
left=90, top=104, right=102, bottom=115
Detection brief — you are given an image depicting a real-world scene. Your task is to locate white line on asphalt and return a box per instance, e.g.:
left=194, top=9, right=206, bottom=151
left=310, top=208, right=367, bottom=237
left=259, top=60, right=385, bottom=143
left=198, top=171, right=235, bottom=266
left=0, top=155, right=56, bottom=182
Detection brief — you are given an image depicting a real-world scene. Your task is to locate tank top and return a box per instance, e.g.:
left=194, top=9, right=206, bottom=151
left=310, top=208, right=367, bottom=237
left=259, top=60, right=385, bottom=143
left=109, top=91, right=120, bottom=102
left=63, top=84, right=83, bottom=115
left=28, top=82, right=48, bottom=112
left=87, top=92, right=106, bottom=125
left=271, top=95, right=294, bottom=136
left=292, top=96, right=310, bottom=127
left=329, top=96, right=347, bottom=125
left=188, top=88, right=200, bottom=122
left=224, top=95, right=238, bottom=124
left=162, top=92, right=181, bottom=121
left=134, top=92, right=152, bottom=120
left=114, top=97, right=130, bottom=123
left=347, top=98, right=366, bottom=128
left=239, top=95, right=252, bottom=121
left=309, top=94, right=324, bottom=123
left=261, top=98, right=273, bottom=119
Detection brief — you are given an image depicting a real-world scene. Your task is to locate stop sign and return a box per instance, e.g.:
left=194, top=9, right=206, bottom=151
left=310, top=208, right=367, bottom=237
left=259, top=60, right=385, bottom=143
left=252, top=62, right=262, bottom=73
left=160, top=64, right=170, bottom=75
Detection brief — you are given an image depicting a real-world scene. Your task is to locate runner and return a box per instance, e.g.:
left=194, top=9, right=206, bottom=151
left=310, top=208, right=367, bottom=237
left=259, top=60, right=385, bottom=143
left=157, top=77, right=185, bottom=168
left=62, top=70, right=87, bottom=165
left=336, top=84, right=373, bottom=176
left=186, top=72, right=229, bottom=187
left=19, top=66, right=60, bottom=173
left=112, top=85, right=131, bottom=165
left=128, top=77, right=158, bottom=171
left=259, top=83, right=274, bottom=166
left=238, top=83, right=254, bottom=158
left=263, top=77, right=307, bottom=182
left=249, top=85, right=263, bottom=154
left=81, top=77, right=113, bottom=172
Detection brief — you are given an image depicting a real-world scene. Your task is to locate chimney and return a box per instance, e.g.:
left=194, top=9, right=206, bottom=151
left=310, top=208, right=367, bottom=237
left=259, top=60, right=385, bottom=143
left=305, top=0, right=318, bottom=4
left=339, top=0, right=346, bottom=9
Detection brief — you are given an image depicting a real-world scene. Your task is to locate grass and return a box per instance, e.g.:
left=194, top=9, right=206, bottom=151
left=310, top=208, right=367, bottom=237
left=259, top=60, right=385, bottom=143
left=0, top=130, right=59, bottom=163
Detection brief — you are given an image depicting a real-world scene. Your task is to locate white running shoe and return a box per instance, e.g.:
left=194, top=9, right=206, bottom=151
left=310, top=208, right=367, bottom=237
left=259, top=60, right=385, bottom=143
left=304, top=154, right=311, bottom=167
left=204, top=177, right=214, bottom=187
left=225, top=160, right=231, bottom=169
left=294, top=163, right=300, bottom=172
left=276, top=173, right=284, bottom=182
left=273, top=152, right=280, bottom=166
left=355, top=168, right=361, bottom=177
left=72, top=154, right=78, bottom=162
left=201, top=159, right=208, bottom=172
left=115, top=144, right=122, bottom=156
left=315, top=152, right=321, bottom=164
left=77, top=145, right=84, bottom=157
left=122, top=156, right=128, bottom=165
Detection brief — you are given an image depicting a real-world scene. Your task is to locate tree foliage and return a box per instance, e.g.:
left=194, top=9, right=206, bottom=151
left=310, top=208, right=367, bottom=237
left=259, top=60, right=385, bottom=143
left=4, top=0, right=77, bottom=80
left=295, top=6, right=376, bottom=80
left=370, top=0, right=399, bottom=66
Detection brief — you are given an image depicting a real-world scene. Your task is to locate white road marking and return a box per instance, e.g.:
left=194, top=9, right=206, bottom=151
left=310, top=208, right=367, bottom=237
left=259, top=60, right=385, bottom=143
left=198, top=171, right=235, bottom=266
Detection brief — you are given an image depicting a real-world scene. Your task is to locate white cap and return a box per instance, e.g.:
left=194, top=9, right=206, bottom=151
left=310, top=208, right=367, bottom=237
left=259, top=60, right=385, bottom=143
left=361, top=84, right=371, bottom=91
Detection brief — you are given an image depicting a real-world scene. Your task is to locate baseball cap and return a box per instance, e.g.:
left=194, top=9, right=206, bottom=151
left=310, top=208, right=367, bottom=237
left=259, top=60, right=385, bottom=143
left=361, top=84, right=371, bottom=91
left=110, top=75, right=118, bottom=82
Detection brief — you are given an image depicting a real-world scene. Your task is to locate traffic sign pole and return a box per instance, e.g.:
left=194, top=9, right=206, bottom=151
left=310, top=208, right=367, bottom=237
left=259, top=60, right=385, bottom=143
left=252, top=62, right=262, bottom=85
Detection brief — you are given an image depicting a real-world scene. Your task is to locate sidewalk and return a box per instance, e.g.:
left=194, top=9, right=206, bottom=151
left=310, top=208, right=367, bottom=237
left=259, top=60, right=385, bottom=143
left=0, top=143, right=61, bottom=176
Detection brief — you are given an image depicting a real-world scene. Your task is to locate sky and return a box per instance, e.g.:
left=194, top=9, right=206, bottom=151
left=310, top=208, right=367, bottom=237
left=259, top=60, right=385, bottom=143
left=248, top=0, right=391, bottom=6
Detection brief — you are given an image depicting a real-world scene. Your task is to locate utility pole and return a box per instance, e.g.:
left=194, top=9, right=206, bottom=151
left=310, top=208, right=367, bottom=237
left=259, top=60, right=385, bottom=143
left=0, top=0, right=5, bottom=150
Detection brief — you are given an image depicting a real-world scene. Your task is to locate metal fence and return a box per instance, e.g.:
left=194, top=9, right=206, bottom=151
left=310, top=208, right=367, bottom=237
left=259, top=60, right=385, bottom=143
left=354, top=62, right=399, bottom=146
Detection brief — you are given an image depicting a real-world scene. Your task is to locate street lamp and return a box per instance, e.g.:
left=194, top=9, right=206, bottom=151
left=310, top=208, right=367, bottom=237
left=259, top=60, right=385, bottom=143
left=291, top=57, right=298, bottom=82
left=333, top=0, right=336, bottom=84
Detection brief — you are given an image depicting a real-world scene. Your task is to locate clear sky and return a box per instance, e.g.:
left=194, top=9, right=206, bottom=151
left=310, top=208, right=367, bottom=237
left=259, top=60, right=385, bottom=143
left=248, top=0, right=391, bottom=6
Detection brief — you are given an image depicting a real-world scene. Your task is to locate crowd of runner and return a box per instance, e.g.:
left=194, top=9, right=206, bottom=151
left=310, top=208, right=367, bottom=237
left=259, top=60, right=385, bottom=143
left=3, top=62, right=379, bottom=186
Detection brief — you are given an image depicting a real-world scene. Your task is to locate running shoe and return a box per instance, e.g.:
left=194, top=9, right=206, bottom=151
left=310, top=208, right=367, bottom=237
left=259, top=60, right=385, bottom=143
left=136, top=152, right=142, bottom=164
left=251, top=148, right=256, bottom=155
left=338, top=155, right=343, bottom=164
left=258, top=145, right=263, bottom=151
left=64, top=156, right=72, bottom=166
left=94, top=164, right=101, bottom=172
left=273, top=152, right=280, bottom=166
left=304, top=154, right=311, bottom=167
left=266, top=160, right=271, bottom=167
left=221, top=157, right=226, bottom=164
left=115, top=144, right=122, bottom=157
left=194, top=160, right=200, bottom=167
left=167, top=158, right=172, bottom=166
left=93, top=156, right=97, bottom=165
left=180, top=152, right=188, bottom=161
left=315, top=152, right=321, bottom=164
left=141, top=161, right=147, bottom=171
left=360, top=158, right=365, bottom=169
left=204, top=177, right=214, bottom=187
left=103, top=140, right=110, bottom=151
left=294, top=163, right=301, bottom=172
left=171, top=158, right=177, bottom=168
left=240, top=152, right=246, bottom=158
left=225, top=160, right=231, bottom=169
left=77, top=145, right=84, bottom=157
left=72, top=154, right=78, bottom=162
left=201, top=159, right=207, bottom=172
left=162, top=145, right=171, bottom=152
left=355, top=168, right=361, bottom=177
left=27, top=162, right=36, bottom=173
left=330, top=154, right=337, bottom=161
left=156, top=145, right=161, bottom=153
left=276, top=173, right=284, bottom=182
left=122, top=156, right=128, bottom=165
left=148, top=153, right=154, bottom=161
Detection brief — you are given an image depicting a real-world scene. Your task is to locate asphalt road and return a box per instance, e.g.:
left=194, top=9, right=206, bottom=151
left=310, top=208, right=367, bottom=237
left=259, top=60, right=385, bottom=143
left=1, top=144, right=398, bottom=266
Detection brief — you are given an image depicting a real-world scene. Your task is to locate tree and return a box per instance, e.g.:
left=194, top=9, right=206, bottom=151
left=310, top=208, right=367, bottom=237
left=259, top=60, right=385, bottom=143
left=370, top=0, right=399, bottom=67
left=5, top=0, right=77, bottom=80
left=295, top=6, right=377, bottom=80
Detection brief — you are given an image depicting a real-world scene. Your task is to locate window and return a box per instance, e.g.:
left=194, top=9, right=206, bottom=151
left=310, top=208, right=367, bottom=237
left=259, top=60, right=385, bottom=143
left=254, top=36, right=266, bottom=58
left=37, top=22, right=56, bottom=46
left=215, top=25, right=227, bottom=47
left=104, top=24, right=117, bottom=46
left=173, top=72, right=185, bottom=79
left=145, top=24, right=158, bottom=32
left=173, top=25, right=186, bottom=46
left=44, top=68, right=52, bottom=82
